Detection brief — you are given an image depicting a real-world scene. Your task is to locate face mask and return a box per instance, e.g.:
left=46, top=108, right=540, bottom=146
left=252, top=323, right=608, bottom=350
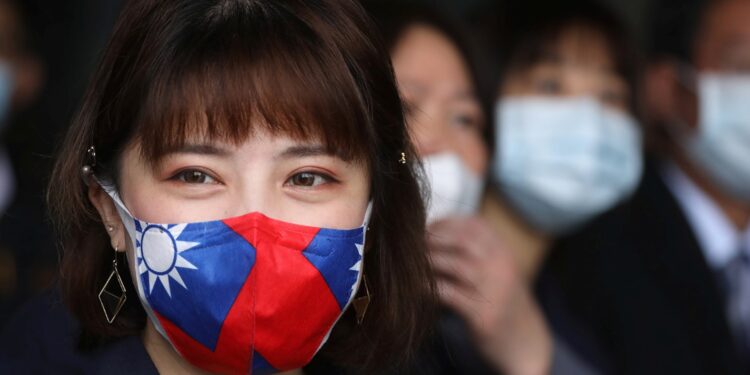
left=103, top=185, right=371, bottom=375
left=422, top=152, right=484, bottom=224
left=492, top=97, right=643, bottom=234
left=0, top=61, right=13, bottom=132
left=682, top=73, right=750, bottom=201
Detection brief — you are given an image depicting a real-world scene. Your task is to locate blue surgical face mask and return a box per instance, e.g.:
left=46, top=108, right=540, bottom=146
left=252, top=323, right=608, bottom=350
left=0, top=61, right=13, bottom=132
left=681, top=73, right=750, bottom=202
left=492, top=96, right=643, bottom=234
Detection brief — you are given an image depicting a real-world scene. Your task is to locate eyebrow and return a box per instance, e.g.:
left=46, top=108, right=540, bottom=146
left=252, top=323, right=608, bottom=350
left=275, top=145, right=336, bottom=160
left=170, top=144, right=232, bottom=156
left=451, top=91, right=479, bottom=102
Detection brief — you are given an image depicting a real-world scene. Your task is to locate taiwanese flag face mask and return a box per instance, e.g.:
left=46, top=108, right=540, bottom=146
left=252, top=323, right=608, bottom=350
left=102, top=185, right=371, bottom=375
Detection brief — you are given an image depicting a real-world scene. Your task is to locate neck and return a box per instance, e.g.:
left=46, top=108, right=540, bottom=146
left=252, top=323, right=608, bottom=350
left=672, top=149, right=750, bottom=230
left=142, top=321, right=211, bottom=375
left=481, top=192, right=550, bottom=280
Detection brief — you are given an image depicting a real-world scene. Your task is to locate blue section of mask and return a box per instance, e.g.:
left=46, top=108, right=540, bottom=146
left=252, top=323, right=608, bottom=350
left=252, top=351, right=278, bottom=375
left=141, top=220, right=256, bottom=351
left=302, top=227, right=364, bottom=310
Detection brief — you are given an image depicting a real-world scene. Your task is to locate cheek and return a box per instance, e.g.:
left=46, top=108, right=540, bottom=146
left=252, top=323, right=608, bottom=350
left=279, top=169, right=370, bottom=229
left=452, top=130, right=489, bottom=177
left=296, top=199, right=370, bottom=229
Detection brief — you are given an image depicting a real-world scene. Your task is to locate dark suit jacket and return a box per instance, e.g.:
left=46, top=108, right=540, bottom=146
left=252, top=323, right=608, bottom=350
left=536, top=161, right=748, bottom=375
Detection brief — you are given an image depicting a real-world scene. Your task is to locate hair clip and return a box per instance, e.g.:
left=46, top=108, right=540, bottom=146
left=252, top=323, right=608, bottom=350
left=398, top=152, right=407, bottom=165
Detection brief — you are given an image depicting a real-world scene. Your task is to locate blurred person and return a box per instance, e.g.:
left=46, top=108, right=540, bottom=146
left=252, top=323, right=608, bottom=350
left=1, top=0, right=437, bottom=373
left=0, top=0, right=42, bottom=318
left=484, top=0, right=643, bottom=279
left=366, top=2, right=601, bottom=374
left=0, top=0, right=41, bottom=217
left=480, top=0, right=644, bottom=373
left=536, top=0, right=750, bottom=373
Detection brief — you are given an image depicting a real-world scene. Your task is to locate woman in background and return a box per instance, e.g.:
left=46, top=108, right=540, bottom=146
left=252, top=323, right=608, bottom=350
left=486, top=0, right=643, bottom=278
left=487, top=1, right=643, bottom=373
left=365, top=2, right=599, bottom=374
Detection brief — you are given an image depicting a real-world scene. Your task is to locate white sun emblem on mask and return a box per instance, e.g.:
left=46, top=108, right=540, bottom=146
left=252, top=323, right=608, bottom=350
left=349, top=242, right=365, bottom=299
left=137, top=223, right=199, bottom=297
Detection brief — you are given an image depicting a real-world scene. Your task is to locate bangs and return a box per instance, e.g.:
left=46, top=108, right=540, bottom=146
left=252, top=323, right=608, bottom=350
left=132, top=3, right=371, bottom=164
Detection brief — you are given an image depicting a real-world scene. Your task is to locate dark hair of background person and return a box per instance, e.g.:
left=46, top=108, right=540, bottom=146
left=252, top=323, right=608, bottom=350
left=647, top=0, right=715, bottom=62
left=46, top=0, right=436, bottom=371
left=493, top=0, right=642, bottom=117
left=643, top=0, right=719, bottom=154
left=362, top=0, right=495, bottom=153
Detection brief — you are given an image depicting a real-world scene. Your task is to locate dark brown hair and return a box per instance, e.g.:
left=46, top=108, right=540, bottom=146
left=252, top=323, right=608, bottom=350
left=47, top=0, right=436, bottom=370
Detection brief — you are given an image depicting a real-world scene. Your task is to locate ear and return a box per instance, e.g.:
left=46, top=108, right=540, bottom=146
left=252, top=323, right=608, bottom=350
left=88, top=183, right=127, bottom=253
left=643, top=60, right=698, bottom=130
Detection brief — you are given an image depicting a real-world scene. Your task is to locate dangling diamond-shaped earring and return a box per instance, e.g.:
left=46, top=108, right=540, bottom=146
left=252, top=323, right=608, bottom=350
left=98, top=248, right=127, bottom=324
left=353, top=275, right=371, bottom=325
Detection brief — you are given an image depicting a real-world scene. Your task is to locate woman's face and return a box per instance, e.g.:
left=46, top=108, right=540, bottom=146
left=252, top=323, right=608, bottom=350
left=501, top=25, right=630, bottom=113
left=391, top=24, right=488, bottom=176
left=116, top=131, right=370, bottom=230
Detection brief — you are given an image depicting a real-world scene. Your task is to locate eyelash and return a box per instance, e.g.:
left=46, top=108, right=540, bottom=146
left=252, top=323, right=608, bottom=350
left=168, top=168, right=338, bottom=189
left=284, top=171, right=338, bottom=188
left=170, top=169, right=219, bottom=184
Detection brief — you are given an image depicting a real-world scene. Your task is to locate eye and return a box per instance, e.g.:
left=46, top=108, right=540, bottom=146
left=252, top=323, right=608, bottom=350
left=534, top=77, right=563, bottom=95
left=172, top=169, right=218, bottom=184
left=450, top=112, right=481, bottom=131
left=286, top=171, right=334, bottom=188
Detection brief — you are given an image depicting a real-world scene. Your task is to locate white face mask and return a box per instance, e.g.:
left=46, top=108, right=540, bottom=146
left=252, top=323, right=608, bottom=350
left=422, top=152, right=484, bottom=224
left=492, top=96, right=643, bottom=234
left=682, top=73, right=750, bottom=202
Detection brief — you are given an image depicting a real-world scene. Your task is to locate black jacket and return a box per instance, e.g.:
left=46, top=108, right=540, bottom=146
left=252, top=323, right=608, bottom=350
left=536, top=161, right=747, bottom=375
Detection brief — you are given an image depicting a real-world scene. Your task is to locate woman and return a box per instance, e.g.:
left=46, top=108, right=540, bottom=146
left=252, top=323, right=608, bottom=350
left=4, top=0, right=435, bottom=373
left=486, top=0, right=644, bottom=278
left=487, top=1, right=643, bottom=372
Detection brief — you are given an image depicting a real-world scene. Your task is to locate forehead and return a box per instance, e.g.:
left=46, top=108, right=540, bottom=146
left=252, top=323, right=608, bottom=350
left=548, top=25, right=615, bottom=72
left=698, top=0, right=750, bottom=68
left=391, top=24, right=473, bottom=90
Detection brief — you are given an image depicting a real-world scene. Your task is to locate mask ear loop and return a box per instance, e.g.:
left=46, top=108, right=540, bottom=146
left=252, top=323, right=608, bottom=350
left=81, top=145, right=134, bottom=216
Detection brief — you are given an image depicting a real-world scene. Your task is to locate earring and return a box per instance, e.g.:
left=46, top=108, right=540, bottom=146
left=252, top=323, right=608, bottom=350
left=352, top=276, right=371, bottom=325
left=398, top=152, right=407, bottom=165
left=81, top=146, right=97, bottom=178
left=106, top=225, right=114, bottom=233
left=98, top=247, right=127, bottom=324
